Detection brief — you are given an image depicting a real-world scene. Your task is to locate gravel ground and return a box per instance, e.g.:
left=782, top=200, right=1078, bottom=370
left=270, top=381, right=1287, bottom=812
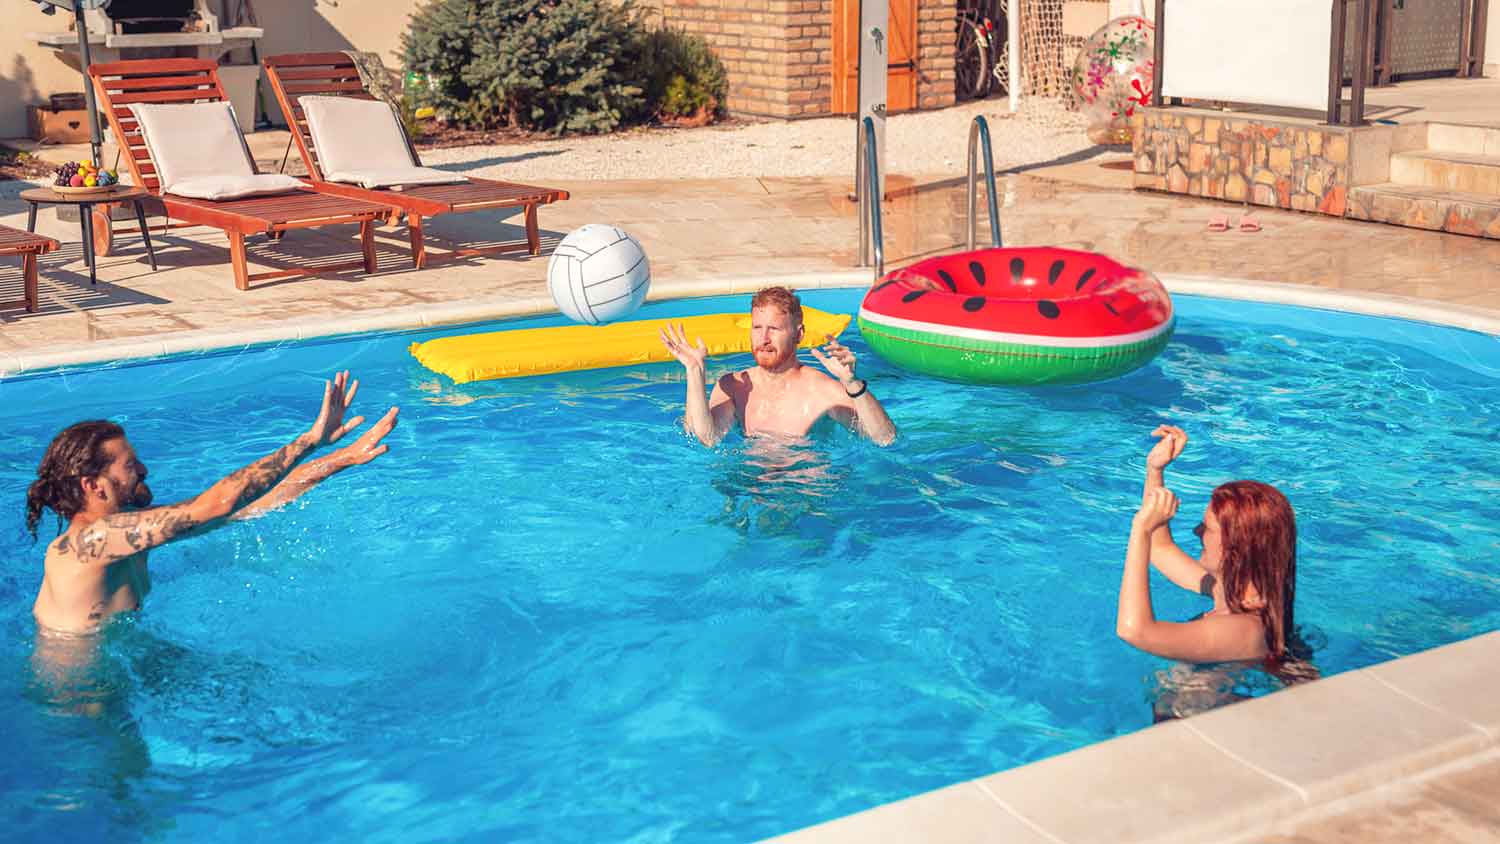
left=419, top=97, right=1096, bottom=182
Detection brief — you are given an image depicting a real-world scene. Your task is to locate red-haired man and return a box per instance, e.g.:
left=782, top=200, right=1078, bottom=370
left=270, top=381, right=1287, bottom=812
left=659, top=286, right=897, bottom=446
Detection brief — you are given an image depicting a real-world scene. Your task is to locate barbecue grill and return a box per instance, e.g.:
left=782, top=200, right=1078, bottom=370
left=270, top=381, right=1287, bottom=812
left=28, top=0, right=266, bottom=134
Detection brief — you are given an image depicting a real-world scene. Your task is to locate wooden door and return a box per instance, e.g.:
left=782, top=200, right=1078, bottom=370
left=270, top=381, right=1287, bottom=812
left=832, top=0, right=920, bottom=114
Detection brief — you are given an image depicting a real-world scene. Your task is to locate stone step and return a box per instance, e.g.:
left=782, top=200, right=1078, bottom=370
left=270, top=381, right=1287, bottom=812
left=1347, top=182, right=1500, bottom=239
left=1388, top=149, right=1500, bottom=194
left=1425, top=123, right=1500, bottom=156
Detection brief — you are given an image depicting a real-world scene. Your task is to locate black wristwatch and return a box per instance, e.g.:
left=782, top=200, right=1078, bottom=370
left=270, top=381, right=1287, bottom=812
left=845, top=379, right=868, bottom=399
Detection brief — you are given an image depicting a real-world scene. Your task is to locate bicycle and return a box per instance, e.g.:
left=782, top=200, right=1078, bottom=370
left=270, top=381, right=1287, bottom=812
left=954, top=0, right=1010, bottom=102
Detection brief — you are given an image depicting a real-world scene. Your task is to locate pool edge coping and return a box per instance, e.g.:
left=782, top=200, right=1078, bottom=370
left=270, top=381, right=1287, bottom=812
left=767, top=631, right=1500, bottom=844
left=3, top=271, right=1498, bottom=378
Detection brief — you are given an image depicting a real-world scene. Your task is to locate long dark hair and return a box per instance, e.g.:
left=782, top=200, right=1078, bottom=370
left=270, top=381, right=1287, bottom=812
left=1211, top=480, right=1297, bottom=661
left=25, top=420, right=125, bottom=540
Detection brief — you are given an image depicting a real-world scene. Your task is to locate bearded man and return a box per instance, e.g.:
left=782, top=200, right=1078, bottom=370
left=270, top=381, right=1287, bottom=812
left=659, top=286, right=897, bottom=446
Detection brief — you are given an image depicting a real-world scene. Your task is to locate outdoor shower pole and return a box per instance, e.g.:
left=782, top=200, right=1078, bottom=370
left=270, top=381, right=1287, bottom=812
left=854, top=0, right=888, bottom=208
left=1007, top=0, right=1020, bottom=113
left=71, top=0, right=103, bottom=166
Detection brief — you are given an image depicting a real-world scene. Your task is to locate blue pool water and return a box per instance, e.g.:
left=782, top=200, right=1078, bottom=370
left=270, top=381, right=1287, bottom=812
left=2, top=288, right=1498, bottom=843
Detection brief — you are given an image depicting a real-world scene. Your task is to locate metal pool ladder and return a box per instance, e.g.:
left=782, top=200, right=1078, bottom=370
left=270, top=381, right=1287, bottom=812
left=859, top=115, right=1002, bottom=280
left=968, top=115, right=1003, bottom=251
left=856, top=116, right=885, bottom=279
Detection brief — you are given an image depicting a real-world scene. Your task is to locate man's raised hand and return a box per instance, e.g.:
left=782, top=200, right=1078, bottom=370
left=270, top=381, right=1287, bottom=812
left=659, top=322, right=708, bottom=374
left=308, top=370, right=364, bottom=446
left=336, top=406, right=399, bottom=467
left=809, top=334, right=858, bottom=385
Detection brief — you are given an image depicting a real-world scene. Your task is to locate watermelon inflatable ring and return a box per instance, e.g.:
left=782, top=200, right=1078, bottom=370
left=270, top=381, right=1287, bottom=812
left=857, top=247, right=1174, bottom=385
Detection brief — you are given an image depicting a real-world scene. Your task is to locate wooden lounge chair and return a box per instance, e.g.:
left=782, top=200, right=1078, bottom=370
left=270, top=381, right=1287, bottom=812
left=262, top=52, right=570, bottom=269
left=0, top=225, right=59, bottom=313
left=88, top=58, right=392, bottom=291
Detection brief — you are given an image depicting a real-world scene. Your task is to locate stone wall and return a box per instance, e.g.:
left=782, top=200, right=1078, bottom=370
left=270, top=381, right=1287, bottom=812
left=1131, top=109, right=1352, bottom=216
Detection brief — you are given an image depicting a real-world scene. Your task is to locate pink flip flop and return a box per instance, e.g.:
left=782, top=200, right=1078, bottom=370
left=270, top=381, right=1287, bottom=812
left=1206, top=214, right=1230, bottom=232
left=1238, top=214, right=1261, bottom=233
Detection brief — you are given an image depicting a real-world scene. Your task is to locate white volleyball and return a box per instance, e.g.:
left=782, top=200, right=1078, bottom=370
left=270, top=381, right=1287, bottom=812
left=546, top=224, right=651, bottom=325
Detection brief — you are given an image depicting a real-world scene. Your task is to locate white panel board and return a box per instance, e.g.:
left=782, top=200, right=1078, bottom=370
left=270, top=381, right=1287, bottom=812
left=1161, top=0, right=1333, bottom=111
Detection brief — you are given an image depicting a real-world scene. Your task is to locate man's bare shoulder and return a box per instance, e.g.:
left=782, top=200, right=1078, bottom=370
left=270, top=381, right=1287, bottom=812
left=798, top=366, right=847, bottom=398
left=717, top=369, right=754, bottom=391
left=43, top=531, right=75, bottom=564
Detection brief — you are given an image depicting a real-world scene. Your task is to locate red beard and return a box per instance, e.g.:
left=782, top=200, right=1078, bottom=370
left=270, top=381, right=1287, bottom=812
left=754, top=346, right=793, bottom=368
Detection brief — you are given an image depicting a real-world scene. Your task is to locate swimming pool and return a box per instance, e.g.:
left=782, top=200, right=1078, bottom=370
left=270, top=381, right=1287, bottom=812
left=2, top=287, right=1497, bottom=843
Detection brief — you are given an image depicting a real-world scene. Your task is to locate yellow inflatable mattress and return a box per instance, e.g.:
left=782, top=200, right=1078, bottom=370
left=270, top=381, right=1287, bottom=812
left=410, top=307, right=852, bottom=383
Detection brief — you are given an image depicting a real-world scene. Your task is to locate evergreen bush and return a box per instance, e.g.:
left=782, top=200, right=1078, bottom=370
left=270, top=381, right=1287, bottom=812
left=633, top=24, right=728, bottom=124
left=401, top=0, right=729, bottom=135
left=399, top=0, right=480, bottom=120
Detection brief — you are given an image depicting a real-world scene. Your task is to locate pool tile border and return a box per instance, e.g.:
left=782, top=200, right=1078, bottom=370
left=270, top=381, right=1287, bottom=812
left=1161, top=274, right=1500, bottom=337
left=4, top=271, right=1500, bottom=379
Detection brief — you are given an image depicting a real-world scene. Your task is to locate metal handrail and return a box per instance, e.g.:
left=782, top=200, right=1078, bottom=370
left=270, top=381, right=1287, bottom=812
left=966, top=115, right=1003, bottom=251
left=857, top=116, right=884, bottom=278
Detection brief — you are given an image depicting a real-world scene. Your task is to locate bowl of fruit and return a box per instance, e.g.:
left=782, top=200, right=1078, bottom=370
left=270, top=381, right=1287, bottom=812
left=51, top=161, right=122, bottom=196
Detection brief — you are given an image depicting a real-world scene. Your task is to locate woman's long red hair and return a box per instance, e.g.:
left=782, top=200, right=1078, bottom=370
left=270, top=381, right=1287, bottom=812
left=1210, top=481, right=1297, bottom=661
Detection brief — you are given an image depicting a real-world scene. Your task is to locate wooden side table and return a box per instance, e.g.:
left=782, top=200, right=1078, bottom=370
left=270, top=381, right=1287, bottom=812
left=20, top=186, right=158, bottom=287
left=0, top=225, right=59, bottom=313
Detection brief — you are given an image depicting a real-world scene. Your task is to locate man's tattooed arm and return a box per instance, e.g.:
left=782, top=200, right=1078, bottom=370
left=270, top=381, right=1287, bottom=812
left=69, top=434, right=318, bottom=565
left=220, top=438, right=312, bottom=510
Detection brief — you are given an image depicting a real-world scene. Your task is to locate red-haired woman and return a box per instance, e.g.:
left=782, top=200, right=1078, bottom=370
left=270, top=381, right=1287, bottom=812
left=1116, top=425, right=1302, bottom=665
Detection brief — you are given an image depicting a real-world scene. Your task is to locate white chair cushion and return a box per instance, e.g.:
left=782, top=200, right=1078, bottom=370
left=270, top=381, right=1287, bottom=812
left=300, top=95, right=416, bottom=176
left=321, top=166, right=468, bottom=190
left=169, top=173, right=305, bottom=200
left=127, top=101, right=254, bottom=193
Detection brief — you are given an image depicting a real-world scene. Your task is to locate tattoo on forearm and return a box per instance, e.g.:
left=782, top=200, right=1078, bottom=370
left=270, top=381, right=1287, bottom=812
left=64, top=439, right=305, bottom=564
left=224, top=441, right=303, bottom=509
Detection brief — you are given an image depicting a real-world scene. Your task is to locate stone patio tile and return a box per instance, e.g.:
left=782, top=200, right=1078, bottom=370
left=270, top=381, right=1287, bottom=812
left=1449, top=288, right=1500, bottom=313
left=1243, top=749, right=1500, bottom=844
left=978, top=719, right=1301, bottom=844
left=1368, top=631, right=1500, bottom=736
left=86, top=309, right=200, bottom=339
left=767, top=781, right=1054, bottom=844
left=1186, top=670, right=1486, bottom=803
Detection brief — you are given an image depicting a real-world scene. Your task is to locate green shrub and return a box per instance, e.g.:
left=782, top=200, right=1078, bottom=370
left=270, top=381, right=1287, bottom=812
left=399, top=0, right=480, bottom=120
left=632, top=24, right=728, bottom=123
left=401, top=0, right=729, bottom=134
left=403, top=0, right=642, bottom=135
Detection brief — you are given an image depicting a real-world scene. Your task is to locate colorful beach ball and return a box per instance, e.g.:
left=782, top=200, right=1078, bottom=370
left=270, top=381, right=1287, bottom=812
left=1069, top=16, right=1156, bottom=145
left=547, top=224, right=652, bottom=325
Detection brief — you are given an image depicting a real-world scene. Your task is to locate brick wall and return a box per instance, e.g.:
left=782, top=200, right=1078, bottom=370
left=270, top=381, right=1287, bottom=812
left=645, top=0, right=831, bottom=118
left=648, top=0, right=955, bottom=119
left=917, top=0, right=957, bottom=111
